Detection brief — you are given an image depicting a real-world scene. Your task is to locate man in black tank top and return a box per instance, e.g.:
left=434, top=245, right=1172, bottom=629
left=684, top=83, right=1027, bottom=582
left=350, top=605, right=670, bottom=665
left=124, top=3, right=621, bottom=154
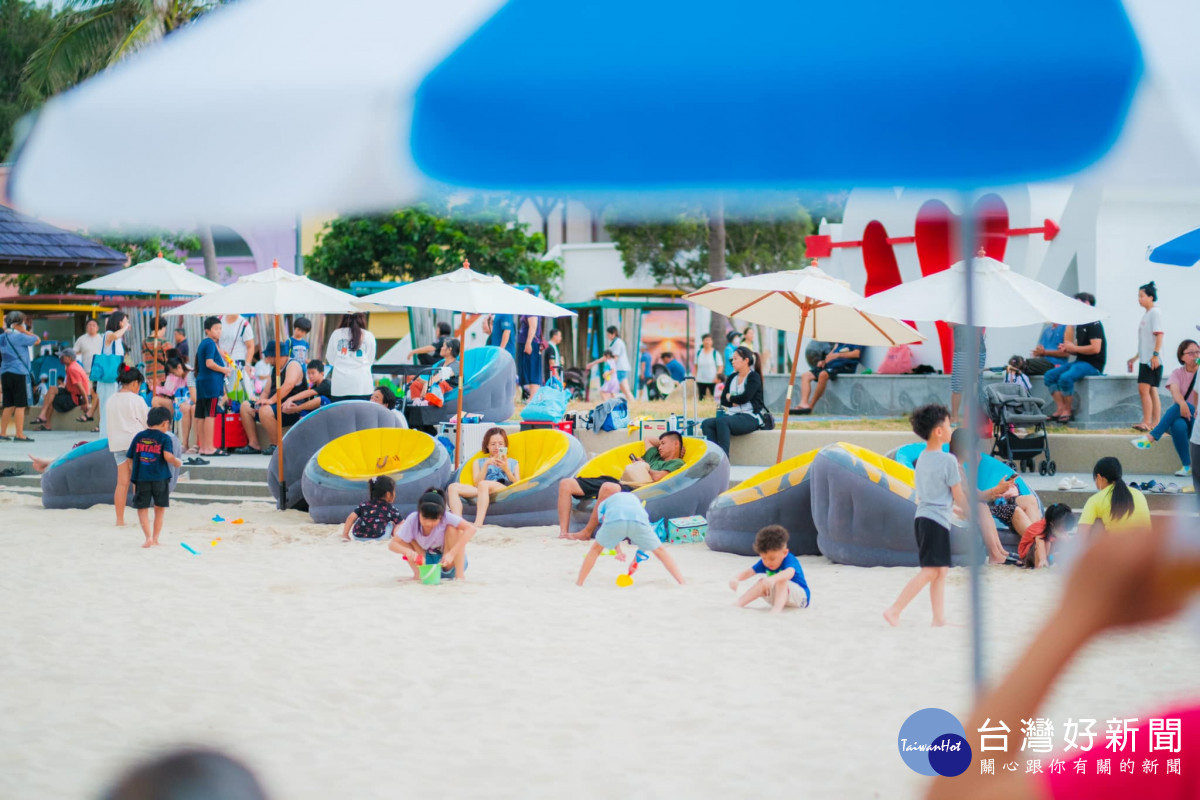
left=234, top=340, right=305, bottom=455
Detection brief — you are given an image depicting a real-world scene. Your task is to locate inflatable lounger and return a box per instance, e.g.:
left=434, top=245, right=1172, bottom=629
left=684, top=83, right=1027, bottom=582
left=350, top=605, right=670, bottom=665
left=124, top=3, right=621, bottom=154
left=421, top=346, right=517, bottom=426
left=706, top=448, right=821, bottom=557
left=450, top=429, right=586, bottom=527
left=42, top=436, right=181, bottom=510
left=569, top=437, right=730, bottom=531
left=268, top=400, right=403, bottom=510
left=890, top=442, right=1042, bottom=549
left=303, top=428, right=452, bottom=524
left=810, top=442, right=982, bottom=568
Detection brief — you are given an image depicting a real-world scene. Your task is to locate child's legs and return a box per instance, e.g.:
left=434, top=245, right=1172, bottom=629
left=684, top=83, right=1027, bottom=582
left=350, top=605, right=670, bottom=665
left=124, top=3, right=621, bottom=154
left=152, top=506, right=166, bottom=542
left=442, top=524, right=474, bottom=570
left=928, top=567, right=949, bottom=624
left=181, top=405, right=193, bottom=448
left=136, top=507, right=152, bottom=543
left=736, top=578, right=771, bottom=607
left=114, top=458, right=132, bottom=524
left=650, top=545, right=685, bottom=584
left=886, top=567, right=937, bottom=618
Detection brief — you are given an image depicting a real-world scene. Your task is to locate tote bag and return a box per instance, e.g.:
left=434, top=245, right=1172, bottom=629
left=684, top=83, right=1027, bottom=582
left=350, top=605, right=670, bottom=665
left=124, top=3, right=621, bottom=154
left=90, top=337, right=124, bottom=382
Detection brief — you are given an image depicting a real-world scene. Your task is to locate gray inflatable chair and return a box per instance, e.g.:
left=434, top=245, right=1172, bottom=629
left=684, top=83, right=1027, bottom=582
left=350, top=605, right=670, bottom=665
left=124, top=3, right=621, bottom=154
left=303, top=428, right=453, bottom=524
left=268, top=400, right=403, bottom=509
left=809, top=443, right=982, bottom=568
left=706, top=448, right=821, bottom=556
left=42, top=436, right=181, bottom=510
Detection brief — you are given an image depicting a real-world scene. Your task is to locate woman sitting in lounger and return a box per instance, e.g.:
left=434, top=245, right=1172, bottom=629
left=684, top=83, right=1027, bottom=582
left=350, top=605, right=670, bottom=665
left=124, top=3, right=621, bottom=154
left=446, top=427, right=519, bottom=526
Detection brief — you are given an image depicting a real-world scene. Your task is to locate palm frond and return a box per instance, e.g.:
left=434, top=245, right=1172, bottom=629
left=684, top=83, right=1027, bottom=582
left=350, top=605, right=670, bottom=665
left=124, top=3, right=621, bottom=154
left=22, top=5, right=134, bottom=96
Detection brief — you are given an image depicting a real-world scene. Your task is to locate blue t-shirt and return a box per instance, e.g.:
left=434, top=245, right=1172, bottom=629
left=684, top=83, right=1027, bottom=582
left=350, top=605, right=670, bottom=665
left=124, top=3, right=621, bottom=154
left=127, top=429, right=174, bottom=482
left=0, top=330, right=37, bottom=375
left=665, top=359, right=686, bottom=381
left=288, top=336, right=309, bottom=366
left=723, top=343, right=737, bottom=376
left=638, top=351, right=653, bottom=381
left=194, top=337, right=224, bottom=397
left=752, top=552, right=811, bottom=604
left=597, top=492, right=650, bottom=525
left=489, top=315, right=517, bottom=360
left=1037, top=324, right=1067, bottom=366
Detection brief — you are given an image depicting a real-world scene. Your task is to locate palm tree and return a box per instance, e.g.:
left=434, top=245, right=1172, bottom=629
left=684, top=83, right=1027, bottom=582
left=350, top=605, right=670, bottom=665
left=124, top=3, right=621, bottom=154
left=23, top=0, right=224, bottom=280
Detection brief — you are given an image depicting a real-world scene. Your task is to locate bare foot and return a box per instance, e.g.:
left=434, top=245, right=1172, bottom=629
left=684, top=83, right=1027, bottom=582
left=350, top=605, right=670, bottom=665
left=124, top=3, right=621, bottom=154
left=141, top=540, right=153, bottom=548
left=931, top=620, right=964, bottom=627
left=883, top=608, right=901, bottom=626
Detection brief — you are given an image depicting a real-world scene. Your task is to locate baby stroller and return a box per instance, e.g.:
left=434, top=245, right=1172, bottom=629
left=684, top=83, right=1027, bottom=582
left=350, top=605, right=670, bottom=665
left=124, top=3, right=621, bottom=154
left=561, top=366, right=587, bottom=401
left=984, top=383, right=1056, bottom=475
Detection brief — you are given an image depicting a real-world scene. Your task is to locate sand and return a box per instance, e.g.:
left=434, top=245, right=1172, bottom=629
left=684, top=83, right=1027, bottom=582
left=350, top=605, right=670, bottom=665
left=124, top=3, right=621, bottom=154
left=1, top=491, right=1198, bottom=800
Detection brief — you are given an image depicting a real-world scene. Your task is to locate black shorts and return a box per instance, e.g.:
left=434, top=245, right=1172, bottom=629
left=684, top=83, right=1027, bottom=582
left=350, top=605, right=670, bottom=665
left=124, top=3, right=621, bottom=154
left=808, top=363, right=856, bottom=381
left=194, top=395, right=221, bottom=419
left=914, top=517, right=952, bottom=568
left=1138, top=363, right=1163, bottom=387
left=1, top=372, right=29, bottom=408
left=576, top=476, right=632, bottom=499
left=132, top=480, right=170, bottom=509
left=52, top=392, right=80, bottom=413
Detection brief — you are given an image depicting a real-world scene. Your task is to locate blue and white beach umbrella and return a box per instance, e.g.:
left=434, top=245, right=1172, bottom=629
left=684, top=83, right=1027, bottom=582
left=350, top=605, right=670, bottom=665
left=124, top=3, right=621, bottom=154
left=8, top=0, right=1182, bottom=225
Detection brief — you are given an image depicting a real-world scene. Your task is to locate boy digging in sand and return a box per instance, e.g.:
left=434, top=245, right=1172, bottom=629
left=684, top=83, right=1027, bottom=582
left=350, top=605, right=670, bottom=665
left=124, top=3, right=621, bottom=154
left=884, top=403, right=965, bottom=627
left=127, top=406, right=182, bottom=548
left=729, top=525, right=811, bottom=612
left=576, top=492, right=685, bottom=586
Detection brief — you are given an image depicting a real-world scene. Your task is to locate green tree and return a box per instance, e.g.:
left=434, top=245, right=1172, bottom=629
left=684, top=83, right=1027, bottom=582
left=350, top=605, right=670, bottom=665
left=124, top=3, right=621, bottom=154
left=0, top=0, right=53, bottom=159
left=305, top=201, right=563, bottom=298
left=7, top=229, right=201, bottom=295
left=606, top=195, right=814, bottom=341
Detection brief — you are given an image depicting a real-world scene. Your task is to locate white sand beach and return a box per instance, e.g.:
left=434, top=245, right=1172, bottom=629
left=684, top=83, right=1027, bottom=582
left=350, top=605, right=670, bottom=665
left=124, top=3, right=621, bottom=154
left=1, top=491, right=1198, bottom=799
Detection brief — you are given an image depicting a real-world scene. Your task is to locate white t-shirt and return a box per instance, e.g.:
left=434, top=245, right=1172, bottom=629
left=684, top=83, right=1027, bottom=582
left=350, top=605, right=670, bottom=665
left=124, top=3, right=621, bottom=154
left=73, top=332, right=103, bottom=372
left=219, top=316, right=254, bottom=363
left=695, top=348, right=721, bottom=382
left=106, top=390, right=149, bottom=453
left=326, top=327, right=377, bottom=397
left=607, top=337, right=631, bottom=372
left=1137, top=306, right=1164, bottom=364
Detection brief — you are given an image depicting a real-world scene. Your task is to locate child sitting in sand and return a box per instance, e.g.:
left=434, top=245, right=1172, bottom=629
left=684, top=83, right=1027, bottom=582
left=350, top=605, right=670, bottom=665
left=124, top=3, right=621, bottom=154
left=1018, top=502, right=1073, bottom=569
left=341, top=475, right=404, bottom=541
left=729, top=525, right=810, bottom=612
left=884, top=403, right=966, bottom=627
left=575, top=492, right=685, bottom=586
left=387, top=488, right=476, bottom=580
left=127, top=406, right=182, bottom=548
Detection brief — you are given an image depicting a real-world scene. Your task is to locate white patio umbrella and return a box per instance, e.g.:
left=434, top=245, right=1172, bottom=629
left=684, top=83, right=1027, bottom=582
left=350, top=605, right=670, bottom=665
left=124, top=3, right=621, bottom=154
left=856, top=252, right=1107, bottom=326
left=685, top=267, right=923, bottom=461
left=78, top=255, right=223, bottom=394
left=363, top=261, right=575, bottom=468
left=165, top=262, right=377, bottom=509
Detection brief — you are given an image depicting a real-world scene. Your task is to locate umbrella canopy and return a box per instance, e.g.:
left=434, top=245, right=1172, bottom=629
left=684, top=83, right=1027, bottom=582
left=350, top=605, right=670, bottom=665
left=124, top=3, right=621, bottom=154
left=77, top=256, right=222, bottom=295
left=856, top=255, right=1105, bottom=328
left=364, top=264, right=576, bottom=318
left=686, top=267, right=921, bottom=461
left=7, top=0, right=1145, bottom=225
left=163, top=265, right=374, bottom=317
left=1148, top=226, right=1200, bottom=266
left=685, top=267, right=923, bottom=345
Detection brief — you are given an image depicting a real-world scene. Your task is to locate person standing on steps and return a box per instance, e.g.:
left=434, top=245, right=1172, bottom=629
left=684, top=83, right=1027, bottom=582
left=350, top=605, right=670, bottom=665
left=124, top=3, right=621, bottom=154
left=1127, top=281, right=1165, bottom=433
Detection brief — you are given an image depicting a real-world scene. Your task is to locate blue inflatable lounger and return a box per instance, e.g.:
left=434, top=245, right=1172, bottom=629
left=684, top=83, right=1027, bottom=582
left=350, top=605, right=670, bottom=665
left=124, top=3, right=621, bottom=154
left=706, top=448, right=822, bottom=557
left=268, top=400, right=404, bottom=510
left=420, top=345, right=517, bottom=426
left=809, top=442, right=982, bottom=568
left=889, top=442, right=1042, bottom=551
left=41, top=436, right=181, bottom=510
left=303, top=428, right=452, bottom=524
left=568, top=437, right=729, bottom=532
left=450, top=429, right=586, bottom=528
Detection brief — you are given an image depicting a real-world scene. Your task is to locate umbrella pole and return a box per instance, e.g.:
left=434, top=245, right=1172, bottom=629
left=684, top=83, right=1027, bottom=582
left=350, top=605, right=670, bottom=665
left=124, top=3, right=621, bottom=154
left=274, top=314, right=285, bottom=511
left=454, top=315, right=466, bottom=471
left=960, top=194, right=985, bottom=694
left=777, top=306, right=809, bottom=463
left=154, top=290, right=162, bottom=393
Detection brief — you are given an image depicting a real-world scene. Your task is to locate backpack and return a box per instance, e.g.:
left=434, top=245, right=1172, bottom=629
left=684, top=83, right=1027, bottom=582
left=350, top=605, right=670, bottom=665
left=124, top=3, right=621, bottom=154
left=877, top=345, right=913, bottom=375
left=587, top=398, right=628, bottom=433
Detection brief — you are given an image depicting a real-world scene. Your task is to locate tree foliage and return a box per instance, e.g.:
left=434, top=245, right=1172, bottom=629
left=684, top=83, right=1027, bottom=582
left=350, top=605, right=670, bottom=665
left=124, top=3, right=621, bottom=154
left=6, top=230, right=201, bottom=296
left=606, top=195, right=815, bottom=292
left=305, top=199, right=563, bottom=298
left=0, top=0, right=54, bottom=158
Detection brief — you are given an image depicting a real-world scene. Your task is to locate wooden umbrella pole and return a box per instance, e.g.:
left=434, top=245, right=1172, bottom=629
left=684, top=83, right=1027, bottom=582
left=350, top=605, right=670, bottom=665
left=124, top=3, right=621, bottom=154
left=454, top=314, right=466, bottom=471
left=273, top=314, right=285, bottom=511
left=154, top=290, right=162, bottom=392
left=776, top=306, right=809, bottom=464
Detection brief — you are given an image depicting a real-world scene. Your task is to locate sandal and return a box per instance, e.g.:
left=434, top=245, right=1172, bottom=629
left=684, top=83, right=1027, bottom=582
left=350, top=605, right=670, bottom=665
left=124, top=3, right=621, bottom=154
left=1131, top=423, right=1151, bottom=432
left=75, top=415, right=93, bottom=423
left=184, top=457, right=211, bottom=466
left=13, top=436, right=34, bottom=443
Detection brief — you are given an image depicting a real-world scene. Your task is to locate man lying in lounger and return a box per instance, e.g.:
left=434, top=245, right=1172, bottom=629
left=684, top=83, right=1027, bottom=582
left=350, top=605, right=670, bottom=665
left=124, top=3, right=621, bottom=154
left=557, top=431, right=686, bottom=540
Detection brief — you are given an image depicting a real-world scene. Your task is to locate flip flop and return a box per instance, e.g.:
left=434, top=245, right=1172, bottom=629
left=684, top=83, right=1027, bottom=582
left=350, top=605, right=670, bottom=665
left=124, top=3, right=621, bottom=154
left=75, top=415, right=93, bottom=423
left=184, top=457, right=211, bottom=466
left=1131, top=423, right=1152, bottom=432
left=12, top=436, right=34, bottom=443
left=0, top=466, right=25, bottom=477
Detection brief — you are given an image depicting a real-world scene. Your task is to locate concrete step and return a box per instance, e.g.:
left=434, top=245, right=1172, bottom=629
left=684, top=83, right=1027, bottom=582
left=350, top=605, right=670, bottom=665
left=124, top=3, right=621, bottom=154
left=0, top=482, right=275, bottom=506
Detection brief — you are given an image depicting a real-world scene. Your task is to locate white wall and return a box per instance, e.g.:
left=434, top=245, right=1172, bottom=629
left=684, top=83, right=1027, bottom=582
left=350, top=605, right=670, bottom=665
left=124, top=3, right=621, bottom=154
left=550, top=242, right=657, bottom=304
